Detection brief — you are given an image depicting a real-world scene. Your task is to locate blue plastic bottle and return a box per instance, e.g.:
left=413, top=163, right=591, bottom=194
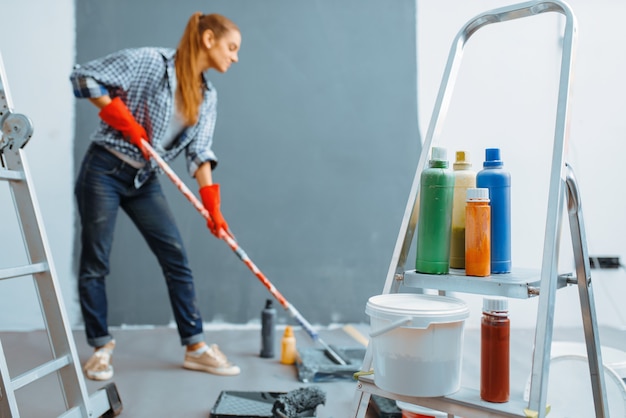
left=476, top=148, right=511, bottom=274
left=415, top=147, right=455, bottom=274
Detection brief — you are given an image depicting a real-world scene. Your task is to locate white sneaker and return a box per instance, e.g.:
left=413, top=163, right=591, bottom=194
left=183, top=344, right=240, bottom=376
left=83, top=340, right=115, bottom=381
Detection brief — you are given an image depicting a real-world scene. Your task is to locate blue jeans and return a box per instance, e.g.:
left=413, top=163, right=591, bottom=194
left=75, top=143, right=204, bottom=348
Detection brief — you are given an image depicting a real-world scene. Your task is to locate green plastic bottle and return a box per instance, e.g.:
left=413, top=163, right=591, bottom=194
left=415, top=147, right=455, bottom=274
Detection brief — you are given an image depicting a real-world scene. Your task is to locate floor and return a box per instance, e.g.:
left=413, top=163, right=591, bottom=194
left=2, top=325, right=371, bottom=418
left=1, top=324, right=625, bottom=417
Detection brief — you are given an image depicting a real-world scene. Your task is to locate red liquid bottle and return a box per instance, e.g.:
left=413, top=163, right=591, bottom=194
left=480, top=297, right=510, bottom=403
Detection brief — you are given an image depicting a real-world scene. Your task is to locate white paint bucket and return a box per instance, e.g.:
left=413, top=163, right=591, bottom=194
left=523, top=342, right=626, bottom=417
left=366, top=293, right=470, bottom=397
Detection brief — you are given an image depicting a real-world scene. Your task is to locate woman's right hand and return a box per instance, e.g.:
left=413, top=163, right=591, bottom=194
left=97, top=97, right=151, bottom=160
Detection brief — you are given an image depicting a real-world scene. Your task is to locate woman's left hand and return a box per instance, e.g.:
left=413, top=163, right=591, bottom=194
left=199, top=184, right=229, bottom=237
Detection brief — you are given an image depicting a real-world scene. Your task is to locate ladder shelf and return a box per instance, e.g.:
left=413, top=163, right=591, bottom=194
left=357, top=375, right=531, bottom=418
left=351, top=1, right=610, bottom=417
left=403, top=268, right=573, bottom=299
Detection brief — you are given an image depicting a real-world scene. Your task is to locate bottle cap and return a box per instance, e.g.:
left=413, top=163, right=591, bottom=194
left=466, top=188, right=490, bottom=202
left=265, top=299, right=273, bottom=309
left=453, top=150, right=472, bottom=170
left=483, top=148, right=503, bottom=168
left=431, top=147, right=447, bottom=162
left=483, top=297, right=508, bottom=314
left=283, top=325, right=294, bottom=337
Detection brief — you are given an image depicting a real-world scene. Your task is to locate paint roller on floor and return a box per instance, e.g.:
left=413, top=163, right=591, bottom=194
left=296, top=325, right=367, bottom=382
left=142, top=140, right=347, bottom=366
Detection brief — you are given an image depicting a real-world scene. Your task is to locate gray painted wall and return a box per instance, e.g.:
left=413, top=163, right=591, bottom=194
left=74, top=0, right=419, bottom=327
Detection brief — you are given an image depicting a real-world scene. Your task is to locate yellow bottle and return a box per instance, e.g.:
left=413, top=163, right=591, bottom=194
left=450, top=150, right=476, bottom=269
left=280, top=326, right=297, bottom=365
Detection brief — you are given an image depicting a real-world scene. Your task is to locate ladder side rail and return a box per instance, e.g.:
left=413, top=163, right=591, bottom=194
left=528, top=185, right=564, bottom=418
left=564, top=164, right=609, bottom=416
left=350, top=389, right=370, bottom=418
left=0, top=340, right=19, bottom=416
left=2, top=147, right=92, bottom=417
left=0, top=51, right=15, bottom=111
left=527, top=3, right=577, bottom=417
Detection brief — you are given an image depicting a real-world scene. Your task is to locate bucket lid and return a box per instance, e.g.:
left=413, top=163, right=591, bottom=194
left=366, top=294, right=469, bottom=329
left=396, top=401, right=448, bottom=417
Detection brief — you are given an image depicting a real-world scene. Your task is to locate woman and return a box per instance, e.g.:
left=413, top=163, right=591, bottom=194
left=70, top=12, right=241, bottom=381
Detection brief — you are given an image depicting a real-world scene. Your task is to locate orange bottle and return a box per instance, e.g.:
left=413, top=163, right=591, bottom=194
left=465, top=188, right=491, bottom=277
left=280, top=326, right=297, bottom=365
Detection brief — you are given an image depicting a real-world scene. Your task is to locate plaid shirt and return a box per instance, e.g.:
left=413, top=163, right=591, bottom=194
left=70, top=47, right=218, bottom=188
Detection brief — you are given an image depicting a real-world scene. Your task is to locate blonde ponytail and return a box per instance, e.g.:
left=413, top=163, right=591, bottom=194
left=175, top=13, right=239, bottom=125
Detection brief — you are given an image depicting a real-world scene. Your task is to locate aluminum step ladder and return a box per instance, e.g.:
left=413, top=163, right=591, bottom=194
left=0, top=51, right=122, bottom=417
left=352, top=1, right=610, bottom=417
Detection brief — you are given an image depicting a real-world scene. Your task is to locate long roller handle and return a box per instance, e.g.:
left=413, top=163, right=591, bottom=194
left=141, top=140, right=346, bottom=365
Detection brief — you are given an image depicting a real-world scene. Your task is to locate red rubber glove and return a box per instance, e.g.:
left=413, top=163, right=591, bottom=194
left=98, top=97, right=150, bottom=160
left=199, top=184, right=229, bottom=237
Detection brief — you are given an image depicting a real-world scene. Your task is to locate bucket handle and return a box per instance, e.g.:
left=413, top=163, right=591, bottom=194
left=370, top=316, right=413, bottom=338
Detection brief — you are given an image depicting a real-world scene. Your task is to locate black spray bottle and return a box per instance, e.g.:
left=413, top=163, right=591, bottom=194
left=260, top=299, right=276, bottom=358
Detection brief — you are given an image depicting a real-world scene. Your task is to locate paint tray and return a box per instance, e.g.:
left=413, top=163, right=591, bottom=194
left=210, top=391, right=317, bottom=417
left=296, top=345, right=365, bottom=382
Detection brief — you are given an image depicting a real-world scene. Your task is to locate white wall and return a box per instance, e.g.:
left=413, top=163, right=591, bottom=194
left=417, top=0, right=626, bottom=330
left=0, top=0, right=77, bottom=329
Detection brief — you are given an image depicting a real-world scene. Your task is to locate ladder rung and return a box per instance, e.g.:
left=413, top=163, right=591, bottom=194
left=11, top=355, right=72, bottom=390
left=0, top=262, right=49, bottom=280
left=0, top=168, right=25, bottom=181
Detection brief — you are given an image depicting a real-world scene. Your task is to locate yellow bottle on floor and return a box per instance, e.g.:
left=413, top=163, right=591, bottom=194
left=280, top=326, right=297, bottom=365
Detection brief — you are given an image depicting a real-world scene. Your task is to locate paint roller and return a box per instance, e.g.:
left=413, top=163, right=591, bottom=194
left=272, top=386, right=326, bottom=418
left=141, top=140, right=347, bottom=366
